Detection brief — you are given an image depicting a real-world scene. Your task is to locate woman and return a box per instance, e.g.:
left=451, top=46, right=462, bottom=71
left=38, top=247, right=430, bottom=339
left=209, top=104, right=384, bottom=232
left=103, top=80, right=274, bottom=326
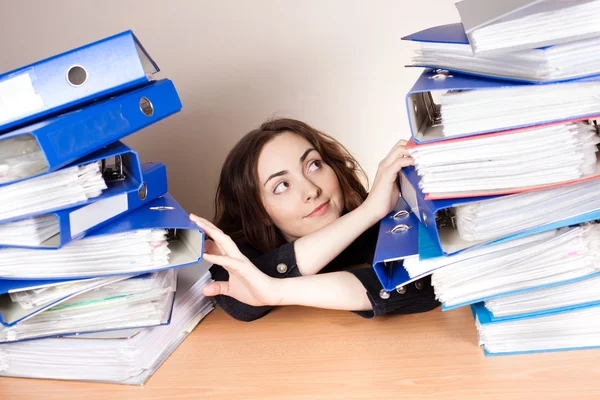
left=191, top=118, right=439, bottom=321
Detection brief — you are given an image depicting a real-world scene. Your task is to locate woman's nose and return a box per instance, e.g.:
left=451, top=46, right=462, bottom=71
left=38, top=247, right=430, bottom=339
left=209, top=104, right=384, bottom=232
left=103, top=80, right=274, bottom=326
left=302, top=179, right=321, bottom=202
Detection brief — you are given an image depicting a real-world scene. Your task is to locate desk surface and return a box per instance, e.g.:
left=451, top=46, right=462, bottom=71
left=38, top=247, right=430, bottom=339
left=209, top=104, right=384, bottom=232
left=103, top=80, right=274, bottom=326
left=1, top=304, right=599, bottom=400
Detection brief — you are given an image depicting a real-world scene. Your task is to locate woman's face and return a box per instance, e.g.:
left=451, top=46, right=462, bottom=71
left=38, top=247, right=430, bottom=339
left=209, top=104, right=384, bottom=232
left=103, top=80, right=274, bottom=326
left=257, top=132, right=344, bottom=242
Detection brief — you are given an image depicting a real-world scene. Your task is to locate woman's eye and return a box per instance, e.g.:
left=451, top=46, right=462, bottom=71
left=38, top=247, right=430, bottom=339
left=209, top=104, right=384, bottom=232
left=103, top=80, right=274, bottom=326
left=273, top=182, right=289, bottom=194
left=308, top=160, right=322, bottom=173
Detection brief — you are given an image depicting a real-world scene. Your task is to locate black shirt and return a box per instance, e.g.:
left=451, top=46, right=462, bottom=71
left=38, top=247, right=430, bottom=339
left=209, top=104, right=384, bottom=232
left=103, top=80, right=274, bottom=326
left=209, top=223, right=439, bottom=321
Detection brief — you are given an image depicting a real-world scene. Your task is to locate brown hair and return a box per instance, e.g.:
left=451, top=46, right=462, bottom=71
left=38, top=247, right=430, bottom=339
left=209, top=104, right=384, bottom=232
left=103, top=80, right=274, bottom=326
left=213, top=118, right=368, bottom=253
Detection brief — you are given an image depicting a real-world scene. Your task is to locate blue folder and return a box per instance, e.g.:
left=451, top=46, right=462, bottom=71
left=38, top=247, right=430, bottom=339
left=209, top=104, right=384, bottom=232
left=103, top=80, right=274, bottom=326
left=372, top=197, right=435, bottom=291
left=401, top=166, right=600, bottom=257
left=406, top=69, right=600, bottom=144
left=0, top=79, right=181, bottom=187
left=0, top=278, right=85, bottom=296
left=443, top=271, right=600, bottom=312
left=0, top=271, right=178, bottom=343
left=455, top=0, right=600, bottom=54
left=0, top=161, right=168, bottom=249
left=401, top=23, right=594, bottom=84
left=471, top=301, right=600, bottom=356
left=0, top=192, right=205, bottom=280
left=403, top=23, right=470, bottom=45
left=0, top=30, right=158, bottom=134
left=0, top=140, right=144, bottom=225
left=481, top=273, right=600, bottom=323
left=0, top=274, right=132, bottom=328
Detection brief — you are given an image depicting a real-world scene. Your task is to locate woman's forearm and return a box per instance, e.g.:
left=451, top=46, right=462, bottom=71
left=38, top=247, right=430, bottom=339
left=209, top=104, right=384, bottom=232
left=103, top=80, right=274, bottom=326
left=276, top=271, right=372, bottom=311
left=294, top=204, right=379, bottom=276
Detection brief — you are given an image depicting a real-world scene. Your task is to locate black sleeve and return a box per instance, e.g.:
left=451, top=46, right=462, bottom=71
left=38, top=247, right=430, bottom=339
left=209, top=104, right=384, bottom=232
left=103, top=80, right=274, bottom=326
left=346, top=268, right=440, bottom=319
left=209, top=240, right=302, bottom=322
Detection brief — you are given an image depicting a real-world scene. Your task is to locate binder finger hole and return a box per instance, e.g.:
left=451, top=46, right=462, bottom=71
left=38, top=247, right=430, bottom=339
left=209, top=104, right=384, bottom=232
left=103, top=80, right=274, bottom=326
left=140, top=97, right=154, bottom=116
left=138, top=182, right=148, bottom=200
left=66, top=65, right=88, bottom=87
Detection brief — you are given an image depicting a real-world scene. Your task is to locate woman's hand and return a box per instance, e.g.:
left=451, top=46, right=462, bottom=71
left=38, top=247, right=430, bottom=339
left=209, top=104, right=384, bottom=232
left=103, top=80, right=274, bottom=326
left=190, top=215, right=284, bottom=307
left=362, top=139, right=414, bottom=220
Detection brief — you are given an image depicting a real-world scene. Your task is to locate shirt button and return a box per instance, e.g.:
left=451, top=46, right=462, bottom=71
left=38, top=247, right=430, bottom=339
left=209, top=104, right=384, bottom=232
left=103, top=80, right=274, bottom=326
left=276, top=263, right=288, bottom=274
left=415, top=280, right=424, bottom=290
left=396, top=286, right=407, bottom=295
left=379, top=289, right=390, bottom=299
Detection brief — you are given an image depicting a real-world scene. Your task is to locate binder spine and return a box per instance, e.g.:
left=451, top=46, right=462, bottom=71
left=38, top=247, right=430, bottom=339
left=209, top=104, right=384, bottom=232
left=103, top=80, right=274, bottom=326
left=0, top=31, right=154, bottom=134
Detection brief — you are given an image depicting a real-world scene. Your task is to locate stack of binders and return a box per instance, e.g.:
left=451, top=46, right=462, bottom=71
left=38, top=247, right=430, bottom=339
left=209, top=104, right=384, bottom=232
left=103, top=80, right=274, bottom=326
left=372, top=0, right=600, bottom=356
left=0, top=31, right=214, bottom=384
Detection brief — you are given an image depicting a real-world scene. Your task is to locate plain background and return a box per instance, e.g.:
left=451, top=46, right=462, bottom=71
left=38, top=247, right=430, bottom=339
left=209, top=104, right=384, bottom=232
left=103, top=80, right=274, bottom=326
left=0, top=0, right=460, bottom=219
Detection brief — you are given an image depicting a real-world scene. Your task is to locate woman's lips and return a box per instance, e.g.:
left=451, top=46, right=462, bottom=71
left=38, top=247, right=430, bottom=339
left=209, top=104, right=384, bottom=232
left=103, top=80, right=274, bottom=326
left=306, top=201, right=330, bottom=218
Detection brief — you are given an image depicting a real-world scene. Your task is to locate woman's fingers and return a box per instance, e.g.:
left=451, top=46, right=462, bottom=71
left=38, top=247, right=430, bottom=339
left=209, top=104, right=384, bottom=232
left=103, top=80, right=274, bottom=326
left=391, top=139, right=407, bottom=149
left=190, top=215, right=243, bottom=257
left=202, top=281, right=229, bottom=297
left=389, top=155, right=415, bottom=174
left=202, top=252, right=248, bottom=276
left=380, top=139, right=411, bottom=168
left=204, top=239, right=226, bottom=256
left=387, top=139, right=408, bottom=155
left=387, top=142, right=411, bottom=161
left=190, top=214, right=221, bottom=234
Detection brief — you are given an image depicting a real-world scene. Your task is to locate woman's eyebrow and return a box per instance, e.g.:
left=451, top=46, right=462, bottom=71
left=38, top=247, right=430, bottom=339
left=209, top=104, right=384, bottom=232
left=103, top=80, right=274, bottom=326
left=299, top=148, right=315, bottom=164
left=263, top=148, right=316, bottom=187
left=264, top=170, right=287, bottom=187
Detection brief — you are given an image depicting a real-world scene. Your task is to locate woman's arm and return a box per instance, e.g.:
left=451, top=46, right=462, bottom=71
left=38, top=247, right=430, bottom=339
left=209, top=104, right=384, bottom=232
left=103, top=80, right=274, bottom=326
left=293, top=203, right=379, bottom=276
left=192, top=216, right=372, bottom=312
left=195, top=217, right=439, bottom=320
left=294, top=139, right=413, bottom=276
left=277, top=271, right=372, bottom=311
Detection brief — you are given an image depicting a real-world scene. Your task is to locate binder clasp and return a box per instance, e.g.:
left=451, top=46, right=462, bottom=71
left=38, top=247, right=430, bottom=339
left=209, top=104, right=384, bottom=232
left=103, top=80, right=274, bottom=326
left=422, top=92, right=442, bottom=127
left=166, top=228, right=178, bottom=242
left=435, top=208, right=456, bottom=229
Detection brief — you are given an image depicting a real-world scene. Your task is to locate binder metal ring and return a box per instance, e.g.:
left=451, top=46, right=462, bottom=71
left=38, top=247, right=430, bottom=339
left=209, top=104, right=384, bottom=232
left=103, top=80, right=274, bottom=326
left=386, top=224, right=410, bottom=234
left=66, top=65, right=88, bottom=87
left=150, top=206, right=175, bottom=210
left=429, top=69, right=453, bottom=80
left=391, top=210, right=410, bottom=219
left=140, top=97, right=154, bottom=117
left=421, top=92, right=442, bottom=126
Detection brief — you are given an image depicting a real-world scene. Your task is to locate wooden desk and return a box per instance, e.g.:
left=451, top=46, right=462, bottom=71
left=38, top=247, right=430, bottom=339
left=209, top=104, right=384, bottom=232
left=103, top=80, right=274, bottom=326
left=1, top=304, right=599, bottom=400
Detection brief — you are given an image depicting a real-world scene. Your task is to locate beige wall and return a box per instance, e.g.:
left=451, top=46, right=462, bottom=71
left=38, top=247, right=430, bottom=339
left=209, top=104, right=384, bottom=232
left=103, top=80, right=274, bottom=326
left=0, top=0, right=459, bottom=219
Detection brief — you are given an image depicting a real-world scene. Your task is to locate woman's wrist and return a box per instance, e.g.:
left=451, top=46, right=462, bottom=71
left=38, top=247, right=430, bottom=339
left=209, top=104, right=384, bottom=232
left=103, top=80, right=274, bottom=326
left=293, top=199, right=381, bottom=276
left=358, top=197, right=388, bottom=225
